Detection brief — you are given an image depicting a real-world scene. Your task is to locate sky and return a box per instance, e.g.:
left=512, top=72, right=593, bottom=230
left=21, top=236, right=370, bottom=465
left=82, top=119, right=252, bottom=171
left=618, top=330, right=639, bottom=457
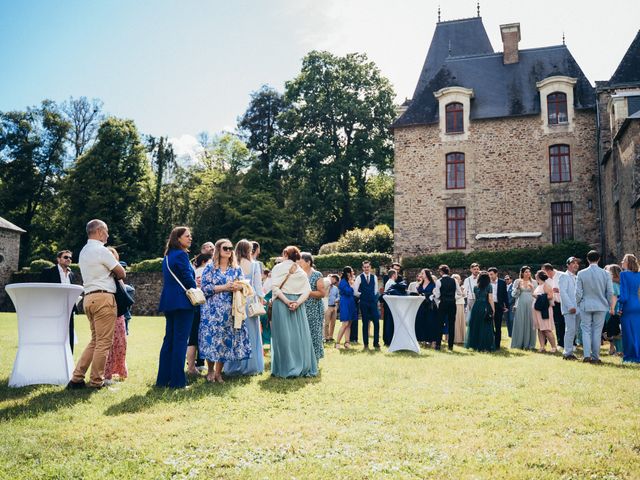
left=1, top=0, right=639, bottom=156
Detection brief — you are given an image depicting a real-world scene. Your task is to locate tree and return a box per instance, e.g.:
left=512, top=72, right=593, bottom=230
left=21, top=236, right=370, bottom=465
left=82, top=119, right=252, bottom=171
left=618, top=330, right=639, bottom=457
left=277, top=51, right=396, bottom=245
left=61, top=117, right=154, bottom=261
left=0, top=100, right=70, bottom=264
left=237, top=85, right=285, bottom=177
left=61, top=96, right=104, bottom=160
left=147, top=135, right=177, bottom=251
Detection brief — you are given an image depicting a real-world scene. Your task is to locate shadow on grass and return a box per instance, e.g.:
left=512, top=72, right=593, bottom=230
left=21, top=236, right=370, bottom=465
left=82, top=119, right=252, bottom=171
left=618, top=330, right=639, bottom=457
left=258, top=373, right=321, bottom=393
left=0, top=385, right=94, bottom=421
left=0, top=379, right=42, bottom=402
left=104, top=374, right=253, bottom=416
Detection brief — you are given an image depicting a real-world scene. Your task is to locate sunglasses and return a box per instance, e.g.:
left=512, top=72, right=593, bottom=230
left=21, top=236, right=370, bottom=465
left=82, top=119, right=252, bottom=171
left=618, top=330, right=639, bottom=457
left=221, top=246, right=234, bottom=252
left=61, top=256, right=72, bottom=260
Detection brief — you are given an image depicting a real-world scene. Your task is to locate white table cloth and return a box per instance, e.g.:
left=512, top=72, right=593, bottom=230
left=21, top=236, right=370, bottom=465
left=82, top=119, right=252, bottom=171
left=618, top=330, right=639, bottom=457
left=6, top=283, right=83, bottom=387
left=384, top=295, right=425, bottom=353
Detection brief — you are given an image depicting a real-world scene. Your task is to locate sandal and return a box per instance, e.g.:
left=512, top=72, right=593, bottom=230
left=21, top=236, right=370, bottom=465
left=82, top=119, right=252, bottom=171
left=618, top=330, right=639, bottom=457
left=206, top=373, right=216, bottom=383
left=214, top=374, right=225, bottom=384
left=335, top=343, right=342, bottom=349
left=344, top=342, right=351, bottom=349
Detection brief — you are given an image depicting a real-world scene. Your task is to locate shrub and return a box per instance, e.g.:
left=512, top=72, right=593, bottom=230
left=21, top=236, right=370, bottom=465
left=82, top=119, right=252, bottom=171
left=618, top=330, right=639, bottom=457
left=29, top=259, right=54, bottom=273
left=314, top=252, right=393, bottom=270
left=318, top=242, right=340, bottom=255
left=129, top=257, right=163, bottom=273
left=318, top=224, right=393, bottom=254
left=69, top=263, right=81, bottom=273
left=402, top=241, right=592, bottom=271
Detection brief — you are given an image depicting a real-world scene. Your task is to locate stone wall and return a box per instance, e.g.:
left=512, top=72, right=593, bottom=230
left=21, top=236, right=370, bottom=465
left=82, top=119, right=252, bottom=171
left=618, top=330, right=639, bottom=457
left=2, top=271, right=164, bottom=316
left=0, top=229, right=22, bottom=307
left=393, top=110, right=600, bottom=257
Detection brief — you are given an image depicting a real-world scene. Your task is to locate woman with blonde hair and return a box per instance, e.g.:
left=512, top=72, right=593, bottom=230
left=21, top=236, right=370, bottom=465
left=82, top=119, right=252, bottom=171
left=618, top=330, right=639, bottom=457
left=619, top=254, right=640, bottom=363
left=270, top=246, right=318, bottom=377
left=224, top=239, right=264, bottom=376
left=199, top=238, right=250, bottom=383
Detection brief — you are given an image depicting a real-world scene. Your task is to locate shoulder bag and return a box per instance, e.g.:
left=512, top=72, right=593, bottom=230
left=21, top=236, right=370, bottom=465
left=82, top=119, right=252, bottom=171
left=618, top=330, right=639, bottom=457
left=114, top=278, right=134, bottom=316
left=247, top=262, right=267, bottom=317
left=165, top=256, right=206, bottom=306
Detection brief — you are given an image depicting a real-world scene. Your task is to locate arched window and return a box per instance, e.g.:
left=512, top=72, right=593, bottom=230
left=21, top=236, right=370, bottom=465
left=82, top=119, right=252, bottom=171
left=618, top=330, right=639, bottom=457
left=549, top=144, right=571, bottom=183
left=446, top=152, right=465, bottom=189
left=445, top=102, right=464, bottom=133
left=547, top=92, right=568, bottom=125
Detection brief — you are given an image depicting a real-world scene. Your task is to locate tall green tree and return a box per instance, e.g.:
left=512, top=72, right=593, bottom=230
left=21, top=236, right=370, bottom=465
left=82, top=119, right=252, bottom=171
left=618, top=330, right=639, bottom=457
left=61, top=117, right=153, bottom=262
left=237, top=85, right=285, bottom=181
left=147, top=135, right=177, bottom=253
left=277, top=51, right=396, bottom=245
left=0, top=100, right=70, bottom=264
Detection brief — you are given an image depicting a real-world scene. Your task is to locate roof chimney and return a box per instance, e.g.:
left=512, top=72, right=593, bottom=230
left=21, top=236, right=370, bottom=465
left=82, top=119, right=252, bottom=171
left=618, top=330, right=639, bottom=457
left=500, top=23, right=521, bottom=65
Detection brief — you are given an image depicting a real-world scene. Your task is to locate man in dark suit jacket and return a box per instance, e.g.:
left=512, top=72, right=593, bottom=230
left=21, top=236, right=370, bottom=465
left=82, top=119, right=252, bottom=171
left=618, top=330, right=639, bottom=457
left=40, top=250, right=77, bottom=352
left=488, top=267, right=509, bottom=349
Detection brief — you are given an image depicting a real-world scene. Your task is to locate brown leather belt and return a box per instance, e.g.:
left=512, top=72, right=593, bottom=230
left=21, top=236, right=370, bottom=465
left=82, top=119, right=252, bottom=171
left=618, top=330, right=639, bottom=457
left=85, top=290, right=114, bottom=296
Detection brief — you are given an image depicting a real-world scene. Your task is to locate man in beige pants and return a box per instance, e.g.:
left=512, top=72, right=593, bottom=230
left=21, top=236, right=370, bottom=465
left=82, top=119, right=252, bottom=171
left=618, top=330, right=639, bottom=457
left=67, top=219, right=126, bottom=390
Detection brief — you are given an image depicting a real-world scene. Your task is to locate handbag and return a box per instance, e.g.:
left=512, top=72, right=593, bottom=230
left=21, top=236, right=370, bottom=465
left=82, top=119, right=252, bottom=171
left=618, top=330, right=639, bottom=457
left=114, top=278, right=134, bottom=316
left=165, top=256, right=206, bottom=306
left=247, top=263, right=267, bottom=316
left=266, top=264, right=297, bottom=321
left=605, top=313, right=621, bottom=339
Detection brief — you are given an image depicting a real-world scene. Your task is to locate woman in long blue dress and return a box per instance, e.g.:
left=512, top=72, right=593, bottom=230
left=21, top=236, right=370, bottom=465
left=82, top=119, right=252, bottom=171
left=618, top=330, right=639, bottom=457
left=465, top=271, right=496, bottom=352
left=199, top=238, right=251, bottom=383
left=619, top=254, right=640, bottom=363
left=299, top=252, right=325, bottom=361
left=270, top=246, right=318, bottom=378
left=415, top=269, right=438, bottom=346
left=510, top=266, right=537, bottom=350
left=335, top=266, right=357, bottom=349
left=224, top=239, right=264, bottom=376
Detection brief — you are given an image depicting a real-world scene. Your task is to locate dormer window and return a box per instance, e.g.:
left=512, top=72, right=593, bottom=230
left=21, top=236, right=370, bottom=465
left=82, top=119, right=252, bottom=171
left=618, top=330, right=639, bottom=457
left=446, top=103, right=464, bottom=133
left=547, top=92, right=568, bottom=125
left=434, top=87, right=474, bottom=141
left=536, top=76, right=576, bottom=133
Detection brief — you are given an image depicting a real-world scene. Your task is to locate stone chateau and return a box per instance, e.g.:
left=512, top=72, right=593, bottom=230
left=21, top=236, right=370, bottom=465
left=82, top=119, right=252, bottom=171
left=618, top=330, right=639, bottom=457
left=392, top=14, right=640, bottom=263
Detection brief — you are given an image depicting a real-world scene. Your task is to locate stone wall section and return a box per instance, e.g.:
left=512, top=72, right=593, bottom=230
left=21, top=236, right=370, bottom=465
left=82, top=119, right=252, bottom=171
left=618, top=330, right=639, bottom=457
left=394, top=110, right=600, bottom=257
left=0, top=229, right=22, bottom=306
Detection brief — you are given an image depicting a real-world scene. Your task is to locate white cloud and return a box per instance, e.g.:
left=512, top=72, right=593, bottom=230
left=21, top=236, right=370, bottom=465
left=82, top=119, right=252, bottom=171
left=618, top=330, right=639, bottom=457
left=169, top=134, right=204, bottom=168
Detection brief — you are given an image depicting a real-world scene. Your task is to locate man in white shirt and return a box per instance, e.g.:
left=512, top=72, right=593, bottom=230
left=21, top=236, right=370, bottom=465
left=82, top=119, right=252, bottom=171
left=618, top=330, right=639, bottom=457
left=67, top=219, right=126, bottom=390
left=462, top=263, right=480, bottom=313
left=543, top=263, right=564, bottom=349
left=558, top=257, right=581, bottom=360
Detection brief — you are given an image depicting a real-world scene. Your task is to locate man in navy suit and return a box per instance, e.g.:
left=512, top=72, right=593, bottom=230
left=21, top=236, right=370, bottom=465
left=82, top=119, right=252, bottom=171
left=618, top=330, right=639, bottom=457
left=40, top=250, right=77, bottom=352
left=488, top=267, right=509, bottom=350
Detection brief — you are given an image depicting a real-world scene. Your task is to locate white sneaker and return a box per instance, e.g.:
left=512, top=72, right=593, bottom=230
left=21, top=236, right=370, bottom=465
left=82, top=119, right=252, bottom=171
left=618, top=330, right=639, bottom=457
left=103, top=379, right=115, bottom=386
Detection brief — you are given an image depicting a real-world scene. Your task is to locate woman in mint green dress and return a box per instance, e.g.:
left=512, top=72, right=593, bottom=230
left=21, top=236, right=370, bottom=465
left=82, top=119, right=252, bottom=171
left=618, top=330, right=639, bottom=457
left=510, top=266, right=538, bottom=350
left=270, top=246, right=318, bottom=378
left=465, top=271, right=496, bottom=352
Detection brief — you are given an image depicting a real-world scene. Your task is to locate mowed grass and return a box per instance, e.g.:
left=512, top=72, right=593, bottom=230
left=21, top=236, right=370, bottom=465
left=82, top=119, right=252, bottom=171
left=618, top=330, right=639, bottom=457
left=0, top=312, right=639, bottom=479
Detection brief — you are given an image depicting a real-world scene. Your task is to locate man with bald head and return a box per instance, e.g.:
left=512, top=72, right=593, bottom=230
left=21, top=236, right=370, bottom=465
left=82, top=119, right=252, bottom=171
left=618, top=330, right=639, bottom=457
left=67, top=219, right=126, bottom=390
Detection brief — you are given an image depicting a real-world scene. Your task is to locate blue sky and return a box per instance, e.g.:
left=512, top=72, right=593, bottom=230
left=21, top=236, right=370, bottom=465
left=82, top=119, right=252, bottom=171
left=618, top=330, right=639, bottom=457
left=1, top=0, right=639, bottom=155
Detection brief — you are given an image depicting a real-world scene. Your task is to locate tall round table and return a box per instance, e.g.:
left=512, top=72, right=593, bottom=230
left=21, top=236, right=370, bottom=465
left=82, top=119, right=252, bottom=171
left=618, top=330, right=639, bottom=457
left=384, top=295, right=424, bottom=353
left=6, top=283, right=83, bottom=387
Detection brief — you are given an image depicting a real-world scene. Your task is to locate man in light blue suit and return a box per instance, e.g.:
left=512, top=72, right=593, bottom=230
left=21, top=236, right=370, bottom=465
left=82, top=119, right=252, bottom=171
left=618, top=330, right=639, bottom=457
left=575, top=250, right=614, bottom=363
left=558, top=256, right=581, bottom=360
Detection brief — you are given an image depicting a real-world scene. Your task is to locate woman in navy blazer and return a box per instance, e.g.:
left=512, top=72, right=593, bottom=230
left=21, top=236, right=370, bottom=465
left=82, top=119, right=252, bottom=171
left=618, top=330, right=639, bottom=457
left=156, top=226, right=197, bottom=388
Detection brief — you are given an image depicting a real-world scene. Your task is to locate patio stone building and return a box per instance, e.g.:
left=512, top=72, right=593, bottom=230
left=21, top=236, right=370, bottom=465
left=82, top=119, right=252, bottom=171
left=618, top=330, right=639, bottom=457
left=0, top=217, right=26, bottom=306
left=392, top=14, right=639, bottom=260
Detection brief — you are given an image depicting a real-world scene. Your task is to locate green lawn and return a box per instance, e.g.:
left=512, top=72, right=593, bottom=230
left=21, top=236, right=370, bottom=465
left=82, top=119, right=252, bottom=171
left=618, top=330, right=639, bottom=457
left=1, top=312, right=639, bottom=479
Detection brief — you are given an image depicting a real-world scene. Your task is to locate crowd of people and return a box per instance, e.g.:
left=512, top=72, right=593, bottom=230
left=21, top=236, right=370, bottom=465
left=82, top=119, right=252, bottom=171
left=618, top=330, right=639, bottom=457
left=61, top=219, right=640, bottom=390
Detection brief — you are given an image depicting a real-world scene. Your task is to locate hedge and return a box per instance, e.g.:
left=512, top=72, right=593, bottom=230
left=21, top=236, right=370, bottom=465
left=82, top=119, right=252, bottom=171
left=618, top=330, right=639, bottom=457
left=29, top=259, right=55, bottom=273
left=402, top=241, right=593, bottom=271
left=129, top=257, right=163, bottom=272
left=318, top=225, right=393, bottom=254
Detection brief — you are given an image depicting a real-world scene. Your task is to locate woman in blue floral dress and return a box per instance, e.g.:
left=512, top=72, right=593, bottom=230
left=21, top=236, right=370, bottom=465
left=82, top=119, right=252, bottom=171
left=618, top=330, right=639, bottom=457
left=298, top=252, right=326, bottom=362
left=199, top=238, right=251, bottom=383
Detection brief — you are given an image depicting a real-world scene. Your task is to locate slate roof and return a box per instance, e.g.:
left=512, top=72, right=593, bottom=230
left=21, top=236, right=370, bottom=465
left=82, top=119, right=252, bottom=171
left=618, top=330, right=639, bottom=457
left=412, top=17, right=494, bottom=99
left=608, top=30, right=640, bottom=87
left=0, top=216, right=26, bottom=233
left=394, top=18, right=596, bottom=128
